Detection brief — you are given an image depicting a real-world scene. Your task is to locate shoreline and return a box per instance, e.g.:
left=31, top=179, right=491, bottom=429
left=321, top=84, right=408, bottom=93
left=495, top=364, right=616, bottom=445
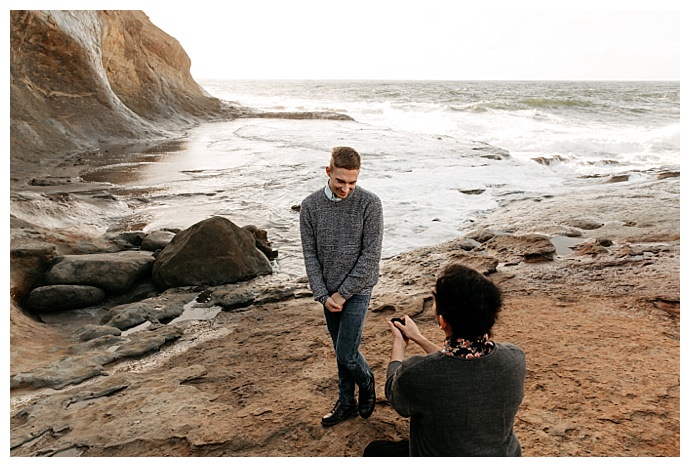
left=9, top=154, right=680, bottom=456
left=9, top=137, right=680, bottom=268
left=9, top=11, right=681, bottom=455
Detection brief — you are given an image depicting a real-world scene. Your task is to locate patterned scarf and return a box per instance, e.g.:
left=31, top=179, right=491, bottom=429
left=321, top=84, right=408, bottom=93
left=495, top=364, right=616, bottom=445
left=441, top=334, right=495, bottom=359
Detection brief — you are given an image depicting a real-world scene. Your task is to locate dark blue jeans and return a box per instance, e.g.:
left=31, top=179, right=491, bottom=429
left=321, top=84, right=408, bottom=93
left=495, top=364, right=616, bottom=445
left=323, top=293, right=374, bottom=406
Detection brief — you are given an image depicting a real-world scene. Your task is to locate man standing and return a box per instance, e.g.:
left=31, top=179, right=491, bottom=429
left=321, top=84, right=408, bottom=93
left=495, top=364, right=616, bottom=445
left=300, top=146, right=384, bottom=427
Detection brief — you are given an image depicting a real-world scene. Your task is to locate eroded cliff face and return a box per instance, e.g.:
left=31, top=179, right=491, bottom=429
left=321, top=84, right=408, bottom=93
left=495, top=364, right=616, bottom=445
left=9, top=10, right=235, bottom=163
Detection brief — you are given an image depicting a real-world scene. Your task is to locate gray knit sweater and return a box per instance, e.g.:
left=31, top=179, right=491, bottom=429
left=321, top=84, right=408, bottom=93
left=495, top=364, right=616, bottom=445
left=299, top=185, right=383, bottom=302
left=386, top=342, right=526, bottom=456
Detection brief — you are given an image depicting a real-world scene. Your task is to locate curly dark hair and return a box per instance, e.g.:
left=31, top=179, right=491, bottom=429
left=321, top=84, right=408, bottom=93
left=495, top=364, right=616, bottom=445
left=433, top=262, right=503, bottom=340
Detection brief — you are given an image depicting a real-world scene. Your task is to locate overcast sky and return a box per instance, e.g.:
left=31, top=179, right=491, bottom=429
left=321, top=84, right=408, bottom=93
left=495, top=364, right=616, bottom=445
left=10, top=1, right=681, bottom=81
left=140, top=0, right=680, bottom=81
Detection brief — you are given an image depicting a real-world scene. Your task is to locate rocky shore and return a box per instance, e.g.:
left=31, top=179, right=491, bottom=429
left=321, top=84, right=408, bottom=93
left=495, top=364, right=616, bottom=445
left=9, top=164, right=680, bottom=457
left=9, top=9, right=680, bottom=458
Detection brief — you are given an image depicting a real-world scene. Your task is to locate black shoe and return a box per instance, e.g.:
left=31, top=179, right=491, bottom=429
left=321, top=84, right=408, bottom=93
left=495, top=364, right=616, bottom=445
left=358, top=378, right=376, bottom=418
left=321, top=400, right=358, bottom=427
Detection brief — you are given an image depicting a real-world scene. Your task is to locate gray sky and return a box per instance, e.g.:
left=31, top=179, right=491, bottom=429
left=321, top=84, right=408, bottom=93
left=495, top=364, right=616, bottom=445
left=142, top=0, right=681, bottom=81
left=11, top=1, right=682, bottom=81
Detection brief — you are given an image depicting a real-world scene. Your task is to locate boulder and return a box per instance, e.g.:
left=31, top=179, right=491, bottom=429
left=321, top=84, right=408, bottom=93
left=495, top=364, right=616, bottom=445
left=26, top=284, right=106, bottom=312
left=152, top=216, right=273, bottom=289
left=45, top=250, right=155, bottom=293
left=243, top=224, right=279, bottom=260
left=141, top=229, right=176, bottom=251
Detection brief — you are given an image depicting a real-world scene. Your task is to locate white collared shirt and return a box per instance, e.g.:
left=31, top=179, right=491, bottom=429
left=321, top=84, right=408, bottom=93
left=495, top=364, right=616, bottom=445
left=324, top=184, right=343, bottom=202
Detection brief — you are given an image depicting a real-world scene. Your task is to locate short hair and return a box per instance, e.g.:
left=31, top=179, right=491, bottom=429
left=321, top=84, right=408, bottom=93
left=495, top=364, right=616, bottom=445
left=433, top=262, right=503, bottom=340
left=330, top=146, right=361, bottom=170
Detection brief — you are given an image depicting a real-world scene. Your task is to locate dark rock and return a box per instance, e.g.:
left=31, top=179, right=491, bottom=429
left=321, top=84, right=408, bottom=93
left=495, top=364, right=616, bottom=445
left=471, top=143, right=510, bottom=160
left=29, top=177, right=74, bottom=186
left=101, top=301, right=158, bottom=330
left=210, top=289, right=259, bottom=311
left=243, top=225, right=279, bottom=260
left=68, top=335, right=126, bottom=355
left=453, top=238, right=482, bottom=250
left=606, top=174, right=630, bottom=183
left=458, top=188, right=486, bottom=195
left=73, top=241, right=108, bottom=254
left=481, top=154, right=507, bottom=161
left=152, top=216, right=272, bottom=289
left=657, top=171, right=679, bottom=180
left=595, top=238, right=614, bottom=247
left=114, top=327, right=182, bottom=358
left=141, top=229, right=176, bottom=251
left=115, top=231, right=146, bottom=247
left=251, top=110, right=353, bottom=121
left=26, top=284, right=106, bottom=312
left=119, top=279, right=160, bottom=303
left=45, top=250, right=155, bottom=294
left=532, top=155, right=566, bottom=165
left=11, top=357, right=105, bottom=390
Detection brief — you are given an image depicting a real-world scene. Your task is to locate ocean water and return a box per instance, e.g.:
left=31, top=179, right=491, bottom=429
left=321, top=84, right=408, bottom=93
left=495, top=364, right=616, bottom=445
left=79, top=80, right=680, bottom=276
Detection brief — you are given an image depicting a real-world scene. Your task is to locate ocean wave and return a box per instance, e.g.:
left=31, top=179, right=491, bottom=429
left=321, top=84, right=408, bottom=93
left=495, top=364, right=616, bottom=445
left=201, top=79, right=679, bottom=171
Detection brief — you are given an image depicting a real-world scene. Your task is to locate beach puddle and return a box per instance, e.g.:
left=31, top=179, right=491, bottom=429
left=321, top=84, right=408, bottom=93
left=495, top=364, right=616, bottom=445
left=170, top=300, right=222, bottom=324
left=551, top=235, right=582, bottom=257
left=117, top=299, right=221, bottom=341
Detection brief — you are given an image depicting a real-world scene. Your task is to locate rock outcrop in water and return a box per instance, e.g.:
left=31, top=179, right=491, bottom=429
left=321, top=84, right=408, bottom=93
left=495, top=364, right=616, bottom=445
left=9, top=10, right=238, bottom=166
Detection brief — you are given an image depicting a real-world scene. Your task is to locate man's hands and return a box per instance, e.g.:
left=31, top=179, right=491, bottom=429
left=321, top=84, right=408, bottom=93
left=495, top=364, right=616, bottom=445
left=389, top=315, right=442, bottom=357
left=390, top=315, right=424, bottom=342
left=324, top=292, right=346, bottom=312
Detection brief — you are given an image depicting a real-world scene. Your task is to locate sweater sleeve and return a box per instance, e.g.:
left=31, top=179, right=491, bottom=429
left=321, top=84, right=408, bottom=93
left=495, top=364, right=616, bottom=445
left=337, top=193, right=384, bottom=299
left=385, top=360, right=412, bottom=417
left=299, top=199, right=329, bottom=302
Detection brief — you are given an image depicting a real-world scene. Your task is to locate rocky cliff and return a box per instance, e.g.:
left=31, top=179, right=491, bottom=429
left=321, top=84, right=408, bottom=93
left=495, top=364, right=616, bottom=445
left=9, top=10, right=237, bottom=165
